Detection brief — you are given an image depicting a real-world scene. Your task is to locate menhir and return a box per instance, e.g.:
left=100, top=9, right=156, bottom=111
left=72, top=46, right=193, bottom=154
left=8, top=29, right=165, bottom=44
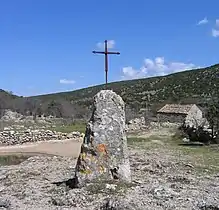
left=73, top=90, right=131, bottom=187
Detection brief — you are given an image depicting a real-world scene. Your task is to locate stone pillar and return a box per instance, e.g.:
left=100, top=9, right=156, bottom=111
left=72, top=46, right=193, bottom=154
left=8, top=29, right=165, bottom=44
left=74, top=90, right=131, bottom=187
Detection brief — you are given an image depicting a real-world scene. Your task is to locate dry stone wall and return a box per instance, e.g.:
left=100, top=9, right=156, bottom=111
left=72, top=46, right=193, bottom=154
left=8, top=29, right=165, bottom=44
left=126, top=117, right=148, bottom=131
left=0, top=129, right=83, bottom=146
left=157, top=113, right=186, bottom=124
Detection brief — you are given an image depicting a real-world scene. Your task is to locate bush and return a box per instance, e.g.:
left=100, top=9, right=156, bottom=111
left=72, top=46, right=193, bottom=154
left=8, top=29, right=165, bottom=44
left=179, top=124, right=218, bottom=145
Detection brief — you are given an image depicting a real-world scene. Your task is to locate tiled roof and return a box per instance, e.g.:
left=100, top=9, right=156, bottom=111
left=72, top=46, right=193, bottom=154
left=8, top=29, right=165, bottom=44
left=157, top=104, right=195, bottom=114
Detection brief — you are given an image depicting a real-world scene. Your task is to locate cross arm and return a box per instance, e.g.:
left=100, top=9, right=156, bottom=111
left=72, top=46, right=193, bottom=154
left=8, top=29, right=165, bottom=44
left=107, top=52, right=120, bottom=55
left=92, top=51, right=120, bottom=55
left=92, top=51, right=105, bottom=54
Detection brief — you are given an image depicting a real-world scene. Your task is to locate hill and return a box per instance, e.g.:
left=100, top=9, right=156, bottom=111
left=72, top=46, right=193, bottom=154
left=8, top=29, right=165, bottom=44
left=1, top=64, right=219, bottom=120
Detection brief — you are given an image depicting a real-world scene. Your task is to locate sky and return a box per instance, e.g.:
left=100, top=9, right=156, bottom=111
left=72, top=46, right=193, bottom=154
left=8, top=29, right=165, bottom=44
left=0, top=0, right=219, bottom=96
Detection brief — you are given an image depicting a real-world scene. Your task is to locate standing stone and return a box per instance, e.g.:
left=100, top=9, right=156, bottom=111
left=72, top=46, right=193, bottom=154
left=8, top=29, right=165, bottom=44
left=74, top=90, right=131, bottom=187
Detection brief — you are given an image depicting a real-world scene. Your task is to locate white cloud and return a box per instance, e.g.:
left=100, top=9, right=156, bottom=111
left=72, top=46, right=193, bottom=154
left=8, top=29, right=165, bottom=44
left=212, top=29, right=219, bottom=37
left=96, top=40, right=115, bottom=49
left=59, top=79, right=75, bottom=84
left=197, top=17, right=208, bottom=25
left=121, top=57, right=199, bottom=80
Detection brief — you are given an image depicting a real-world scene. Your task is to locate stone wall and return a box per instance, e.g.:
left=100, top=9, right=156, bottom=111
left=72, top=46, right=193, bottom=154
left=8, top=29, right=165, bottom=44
left=157, top=113, right=186, bottom=124
left=0, top=128, right=83, bottom=146
left=126, top=117, right=148, bottom=131
left=185, top=105, right=208, bottom=128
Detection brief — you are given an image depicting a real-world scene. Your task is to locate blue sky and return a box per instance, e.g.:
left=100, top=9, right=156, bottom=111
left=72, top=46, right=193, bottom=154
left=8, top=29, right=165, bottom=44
left=0, top=0, right=219, bottom=96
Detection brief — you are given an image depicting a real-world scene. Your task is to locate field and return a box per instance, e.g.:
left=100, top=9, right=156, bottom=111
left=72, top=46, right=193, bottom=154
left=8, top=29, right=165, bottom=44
left=0, top=125, right=218, bottom=209
left=49, top=122, right=86, bottom=134
left=1, top=125, right=219, bottom=175
left=128, top=129, right=219, bottom=175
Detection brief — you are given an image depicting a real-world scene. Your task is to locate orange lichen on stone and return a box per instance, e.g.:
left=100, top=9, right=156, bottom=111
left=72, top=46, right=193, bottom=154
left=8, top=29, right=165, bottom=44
left=97, top=144, right=107, bottom=154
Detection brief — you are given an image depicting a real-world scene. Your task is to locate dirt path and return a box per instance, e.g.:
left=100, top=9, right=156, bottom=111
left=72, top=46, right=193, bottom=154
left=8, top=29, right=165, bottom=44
left=0, top=139, right=82, bottom=157
left=0, top=128, right=176, bottom=158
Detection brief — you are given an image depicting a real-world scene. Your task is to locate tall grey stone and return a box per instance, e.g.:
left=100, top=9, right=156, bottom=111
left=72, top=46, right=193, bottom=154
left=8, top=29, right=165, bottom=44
left=74, top=90, right=131, bottom=187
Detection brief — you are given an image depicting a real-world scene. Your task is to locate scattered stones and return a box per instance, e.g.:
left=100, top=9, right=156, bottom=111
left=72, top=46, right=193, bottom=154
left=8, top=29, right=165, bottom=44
left=0, top=95, right=218, bottom=209
left=0, top=109, right=67, bottom=126
left=0, top=129, right=83, bottom=145
left=127, top=117, right=147, bottom=131
left=1, top=110, right=23, bottom=121
left=0, top=146, right=218, bottom=209
left=74, top=90, right=131, bottom=187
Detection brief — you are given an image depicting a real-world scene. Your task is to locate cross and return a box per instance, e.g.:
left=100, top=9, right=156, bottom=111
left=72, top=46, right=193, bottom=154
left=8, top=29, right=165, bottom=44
left=92, top=40, right=120, bottom=89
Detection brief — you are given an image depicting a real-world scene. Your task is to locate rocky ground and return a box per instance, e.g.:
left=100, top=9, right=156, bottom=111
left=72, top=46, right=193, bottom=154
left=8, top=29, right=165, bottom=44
left=0, top=128, right=218, bottom=210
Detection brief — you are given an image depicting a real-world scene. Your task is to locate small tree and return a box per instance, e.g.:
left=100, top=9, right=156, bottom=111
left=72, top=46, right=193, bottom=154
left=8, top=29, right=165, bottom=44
left=206, top=96, right=219, bottom=139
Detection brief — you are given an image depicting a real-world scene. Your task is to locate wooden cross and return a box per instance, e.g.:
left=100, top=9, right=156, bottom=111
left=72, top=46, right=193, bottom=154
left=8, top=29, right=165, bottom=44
left=92, top=40, right=120, bottom=89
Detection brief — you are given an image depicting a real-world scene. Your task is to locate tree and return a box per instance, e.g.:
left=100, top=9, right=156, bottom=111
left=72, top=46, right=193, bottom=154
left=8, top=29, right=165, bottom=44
left=45, top=100, right=63, bottom=118
left=206, top=98, right=219, bottom=138
left=205, top=72, right=219, bottom=139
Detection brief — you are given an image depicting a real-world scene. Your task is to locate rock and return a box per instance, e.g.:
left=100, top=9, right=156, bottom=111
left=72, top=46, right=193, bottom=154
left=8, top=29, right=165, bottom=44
left=74, top=90, right=131, bottom=188
left=105, top=183, right=117, bottom=190
left=185, top=163, right=194, bottom=168
left=72, top=131, right=81, bottom=136
left=182, top=137, right=190, bottom=142
left=0, top=199, right=10, bottom=209
left=180, top=142, right=204, bottom=146
left=99, top=197, right=136, bottom=210
left=152, top=186, right=179, bottom=199
left=0, top=187, right=5, bottom=192
left=66, top=133, right=72, bottom=138
left=9, top=130, right=15, bottom=135
left=198, top=202, right=219, bottom=210
left=127, top=117, right=146, bottom=131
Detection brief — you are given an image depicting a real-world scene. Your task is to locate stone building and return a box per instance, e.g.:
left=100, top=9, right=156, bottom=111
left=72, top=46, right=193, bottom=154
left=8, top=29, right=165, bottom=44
left=157, top=104, right=208, bottom=128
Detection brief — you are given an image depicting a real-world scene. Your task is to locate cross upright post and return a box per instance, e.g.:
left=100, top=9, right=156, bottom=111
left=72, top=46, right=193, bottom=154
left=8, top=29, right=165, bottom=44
left=92, top=40, right=120, bottom=89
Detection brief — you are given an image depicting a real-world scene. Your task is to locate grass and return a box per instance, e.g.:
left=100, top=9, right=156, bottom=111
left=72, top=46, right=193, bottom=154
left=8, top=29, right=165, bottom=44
left=128, top=132, right=219, bottom=175
left=171, top=132, right=219, bottom=172
left=127, top=137, right=151, bottom=144
left=0, top=154, right=31, bottom=166
left=127, top=135, right=167, bottom=149
left=0, top=120, right=87, bottom=133
left=175, top=145, right=219, bottom=174
left=50, top=122, right=86, bottom=134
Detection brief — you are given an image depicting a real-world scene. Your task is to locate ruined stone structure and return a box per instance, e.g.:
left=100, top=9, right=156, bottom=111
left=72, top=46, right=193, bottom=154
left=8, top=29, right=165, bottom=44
left=157, top=104, right=208, bottom=128
left=73, top=90, right=131, bottom=187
